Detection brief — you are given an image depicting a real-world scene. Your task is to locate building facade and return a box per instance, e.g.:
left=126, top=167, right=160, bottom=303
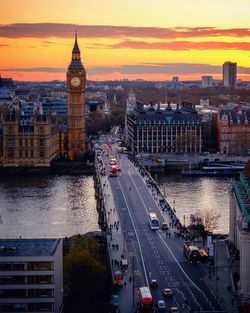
left=0, top=109, right=59, bottom=167
left=66, top=33, right=86, bottom=159
left=0, top=238, right=63, bottom=313
left=126, top=101, right=204, bottom=154
left=229, top=162, right=250, bottom=308
left=223, top=61, right=237, bottom=88
left=201, top=76, right=213, bottom=88
left=217, top=105, right=250, bottom=155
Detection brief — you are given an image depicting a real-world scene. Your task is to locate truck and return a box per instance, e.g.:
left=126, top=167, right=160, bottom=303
left=183, top=241, right=200, bottom=264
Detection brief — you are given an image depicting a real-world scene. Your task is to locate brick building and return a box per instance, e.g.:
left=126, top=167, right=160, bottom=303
left=217, top=105, right=250, bottom=155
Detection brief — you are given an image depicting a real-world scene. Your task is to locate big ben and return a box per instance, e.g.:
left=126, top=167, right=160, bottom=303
left=67, top=32, right=86, bottom=159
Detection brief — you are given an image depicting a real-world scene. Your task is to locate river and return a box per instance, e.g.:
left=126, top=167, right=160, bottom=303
left=0, top=175, right=99, bottom=238
left=152, top=172, right=231, bottom=234
left=0, top=173, right=231, bottom=238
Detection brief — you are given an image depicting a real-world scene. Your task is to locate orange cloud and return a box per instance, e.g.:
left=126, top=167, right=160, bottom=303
left=102, top=40, right=250, bottom=51
left=1, top=23, right=250, bottom=39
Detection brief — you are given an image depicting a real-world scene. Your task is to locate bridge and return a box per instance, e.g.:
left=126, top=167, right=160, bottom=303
left=94, top=138, right=230, bottom=313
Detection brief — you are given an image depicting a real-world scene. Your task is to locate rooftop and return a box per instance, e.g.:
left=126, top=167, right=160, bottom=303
left=0, top=239, right=60, bottom=257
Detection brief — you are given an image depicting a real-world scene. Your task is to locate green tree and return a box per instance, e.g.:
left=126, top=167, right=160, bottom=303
left=64, top=237, right=110, bottom=313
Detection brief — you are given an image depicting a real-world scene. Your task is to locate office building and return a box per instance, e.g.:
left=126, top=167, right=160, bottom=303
left=126, top=101, right=204, bottom=154
left=0, top=239, right=63, bottom=313
left=223, top=62, right=237, bottom=88
left=201, top=76, right=213, bottom=88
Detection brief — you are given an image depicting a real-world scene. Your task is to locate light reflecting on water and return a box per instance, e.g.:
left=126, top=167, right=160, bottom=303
left=0, top=175, right=99, bottom=238
left=154, top=173, right=231, bottom=234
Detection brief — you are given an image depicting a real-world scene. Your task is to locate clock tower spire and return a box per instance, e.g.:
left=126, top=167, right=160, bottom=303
left=67, top=32, right=86, bottom=159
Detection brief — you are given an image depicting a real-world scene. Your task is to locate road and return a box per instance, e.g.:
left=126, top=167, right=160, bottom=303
left=99, top=136, right=226, bottom=313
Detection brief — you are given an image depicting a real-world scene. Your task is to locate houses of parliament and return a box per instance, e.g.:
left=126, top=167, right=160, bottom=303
left=0, top=34, right=87, bottom=168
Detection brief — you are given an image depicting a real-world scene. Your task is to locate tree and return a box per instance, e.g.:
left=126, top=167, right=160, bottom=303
left=202, top=208, right=221, bottom=234
left=188, top=209, right=221, bottom=239
left=64, top=237, right=110, bottom=313
left=189, top=211, right=206, bottom=240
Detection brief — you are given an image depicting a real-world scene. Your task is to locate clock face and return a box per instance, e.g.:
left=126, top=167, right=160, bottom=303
left=71, top=77, right=81, bottom=87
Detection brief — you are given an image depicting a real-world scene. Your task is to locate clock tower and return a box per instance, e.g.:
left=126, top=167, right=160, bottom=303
left=67, top=32, right=86, bottom=159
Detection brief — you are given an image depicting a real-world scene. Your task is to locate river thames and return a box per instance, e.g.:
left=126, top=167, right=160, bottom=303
left=0, top=175, right=99, bottom=238
left=0, top=173, right=231, bottom=238
left=154, top=172, right=231, bottom=234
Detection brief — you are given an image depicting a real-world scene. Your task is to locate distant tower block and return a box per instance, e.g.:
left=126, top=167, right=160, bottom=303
left=66, top=32, right=87, bottom=159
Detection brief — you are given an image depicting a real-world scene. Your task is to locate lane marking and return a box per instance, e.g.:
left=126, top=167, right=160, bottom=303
left=128, top=169, right=214, bottom=306
left=117, top=177, right=149, bottom=287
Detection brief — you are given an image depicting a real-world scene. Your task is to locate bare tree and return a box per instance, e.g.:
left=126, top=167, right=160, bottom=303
left=202, top=208, right=221, bottom=233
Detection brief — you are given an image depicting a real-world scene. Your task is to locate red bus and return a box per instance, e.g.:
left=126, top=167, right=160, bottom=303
left=137, top=286, right=154, bottom=313
left=109, top=165, right=118, bottom=177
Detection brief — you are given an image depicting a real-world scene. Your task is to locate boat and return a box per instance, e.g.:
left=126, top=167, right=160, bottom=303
left=181, top=164, right=245, bottom=177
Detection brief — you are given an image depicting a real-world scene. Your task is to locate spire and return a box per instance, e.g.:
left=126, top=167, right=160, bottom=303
left=72, top=30, right=80, bottom=54
left=68, top=31, right=84, bottom=70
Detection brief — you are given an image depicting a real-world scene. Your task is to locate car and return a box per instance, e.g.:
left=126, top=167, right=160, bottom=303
left=157, top=300, right=166, bottom=311
left=169, top=307, right=179, bottom=313
left=150, top=279, right=158, bottom=288
left=163, top=288, right=173, bottom=298
left=162, top=222, right=169, bottom=230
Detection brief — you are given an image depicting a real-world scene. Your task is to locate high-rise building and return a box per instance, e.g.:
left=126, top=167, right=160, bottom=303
left=66, top=33, right=86, bottom=159
left=223, top=62, right=237, bottom=88
left=201, top=76, right=213, bottom=88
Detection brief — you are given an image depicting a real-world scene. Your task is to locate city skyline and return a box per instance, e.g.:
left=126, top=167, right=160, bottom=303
left=1, top=0, right=250, bottom=81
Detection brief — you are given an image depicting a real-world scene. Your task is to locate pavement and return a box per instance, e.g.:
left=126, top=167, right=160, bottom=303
left=99, top=159, right=134, bottom=313
left=202, top=240, right=239, bottom=313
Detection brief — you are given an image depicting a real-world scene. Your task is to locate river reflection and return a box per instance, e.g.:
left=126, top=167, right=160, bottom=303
left=0, top=175, right=99, bottom=238
left=152, top=172, right=231, bottom=234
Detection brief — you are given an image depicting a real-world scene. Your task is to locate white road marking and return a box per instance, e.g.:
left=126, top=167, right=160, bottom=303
left=128, top=168, right=214, bottom=305
left=117, top=177, right=149, bottom=287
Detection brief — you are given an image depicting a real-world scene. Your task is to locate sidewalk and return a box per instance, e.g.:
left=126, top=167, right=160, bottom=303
left=203, top=240, right=239, bottom=313
left=100, top=170, right=134, bottom=313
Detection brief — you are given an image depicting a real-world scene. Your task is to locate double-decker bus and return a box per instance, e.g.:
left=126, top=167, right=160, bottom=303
left=137, top=286, right=154, bottom=313
left=148, top=212, right=159, bottom=230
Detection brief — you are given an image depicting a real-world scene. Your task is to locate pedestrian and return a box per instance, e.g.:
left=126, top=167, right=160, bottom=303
left=116, top=244, right=119, bottom=250
left=124, top=282, right=126, bottom=288
left=129, top=276, right=132, bottom=283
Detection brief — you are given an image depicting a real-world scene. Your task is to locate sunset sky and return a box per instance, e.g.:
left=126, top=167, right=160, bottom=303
left=1, top=0, right=250, bottom=81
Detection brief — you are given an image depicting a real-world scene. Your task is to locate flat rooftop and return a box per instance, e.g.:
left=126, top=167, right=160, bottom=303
left=0, top=239, right=60, bottom=257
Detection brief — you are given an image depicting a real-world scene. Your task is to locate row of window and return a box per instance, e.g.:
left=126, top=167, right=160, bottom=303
left=0, top=275, right=54, bottom=284
left=7, top=150, right=45, bottom=159
left=0, top=302, right=53, bottom=312
left=0, top=261, right=54, bottom=271
left=0, top=288, right=54, bottom=298
left=7, top=139, right=45, bottom=147
left=134, top=147, right=201, bottom=153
